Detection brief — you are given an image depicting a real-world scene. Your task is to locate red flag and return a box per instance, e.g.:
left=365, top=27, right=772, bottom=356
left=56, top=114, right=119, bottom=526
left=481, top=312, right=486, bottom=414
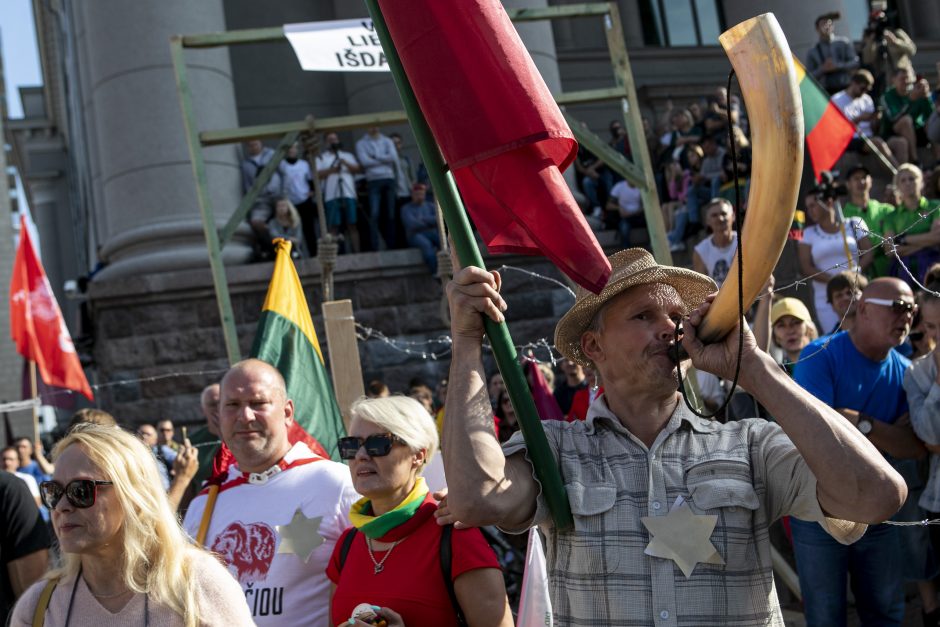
left=379, top=0, right=612, bottom=294
left=523, top=358, right=564, bottom=422
left=9, top=216, right=93, bottom=400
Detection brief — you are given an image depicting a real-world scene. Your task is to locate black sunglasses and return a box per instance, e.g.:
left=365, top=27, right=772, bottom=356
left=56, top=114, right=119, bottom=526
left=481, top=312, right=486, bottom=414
left=338, top=433, right=405, bottom=461
left=40, top=479, right=113, bottom=510
left=865, top=297, right=917, bottom=315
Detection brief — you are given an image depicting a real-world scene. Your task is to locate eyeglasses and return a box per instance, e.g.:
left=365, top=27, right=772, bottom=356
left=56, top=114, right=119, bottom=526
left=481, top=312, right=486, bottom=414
left=865, top=297, right=917, bottom=315
left=40, top=479, right=113, bottom=510
left=909, top=331, right=925, bottom=342
left=337, top=433, right=405, bottom=460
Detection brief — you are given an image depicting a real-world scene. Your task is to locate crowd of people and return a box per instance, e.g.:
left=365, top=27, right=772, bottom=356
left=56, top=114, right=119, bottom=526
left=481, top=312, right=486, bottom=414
left=240, top=128, right=442, bottom=276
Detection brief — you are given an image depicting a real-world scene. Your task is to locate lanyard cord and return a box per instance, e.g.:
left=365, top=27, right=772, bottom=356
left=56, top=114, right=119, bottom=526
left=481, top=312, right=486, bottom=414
left=64, top=565, right=149, bottom=627
left=675, top=69, right=746, bottom=420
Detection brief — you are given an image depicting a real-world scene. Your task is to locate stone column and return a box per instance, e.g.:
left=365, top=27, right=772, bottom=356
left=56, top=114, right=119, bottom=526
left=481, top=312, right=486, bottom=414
left=0, top=119, right=25, bottom=412
left=77, top=1, right=251, bottom=282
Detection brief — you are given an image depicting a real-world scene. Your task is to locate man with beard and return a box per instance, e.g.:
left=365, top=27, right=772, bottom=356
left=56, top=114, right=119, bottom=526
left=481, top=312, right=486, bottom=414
left=441, top=248, right=906, bottom=625
left=793, top=277, right=927, bottom=626
left=184, top=360, right=357, bottom=625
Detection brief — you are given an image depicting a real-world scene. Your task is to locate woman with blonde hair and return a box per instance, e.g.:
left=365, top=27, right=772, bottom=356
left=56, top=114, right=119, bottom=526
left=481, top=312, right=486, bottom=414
left=10, top=423, right=252, bottom=627
left=267, top=196, right=308, bottom=257
left=328, top=396, right=512, bottom=626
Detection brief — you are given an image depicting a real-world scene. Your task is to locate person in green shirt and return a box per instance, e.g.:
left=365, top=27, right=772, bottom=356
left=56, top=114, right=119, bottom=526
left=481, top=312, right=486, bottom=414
left=880, top=68, right=934, bottom=164
left=884, top=163, right=940, bottom=287
left=842, top=164, right=894, bottom=278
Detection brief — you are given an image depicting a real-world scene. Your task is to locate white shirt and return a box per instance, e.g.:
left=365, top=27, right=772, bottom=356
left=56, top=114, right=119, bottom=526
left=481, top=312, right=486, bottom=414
left=280, top=159, right=312, bottom=205
left=610, top=180, right=643, bottom=217
left=694, top=232, right=738, bottom=287
left=831, top=90, right=874, bottom=137
left=315, top=151, right=359, bottom=202
left=12, top=471, right=39, bottom=498
left=183, top=443, right=358, bottom=627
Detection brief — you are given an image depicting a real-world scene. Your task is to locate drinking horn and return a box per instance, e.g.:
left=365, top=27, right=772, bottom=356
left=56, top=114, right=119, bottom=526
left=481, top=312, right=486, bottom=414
left=695, top=13, right=804, bottom=344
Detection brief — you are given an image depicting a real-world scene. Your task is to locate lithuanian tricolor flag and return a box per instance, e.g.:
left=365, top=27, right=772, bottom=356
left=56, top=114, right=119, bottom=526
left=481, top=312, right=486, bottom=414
left=793, top=55, right=856, bottom=181
left=250, top=239, right=345, bottom=460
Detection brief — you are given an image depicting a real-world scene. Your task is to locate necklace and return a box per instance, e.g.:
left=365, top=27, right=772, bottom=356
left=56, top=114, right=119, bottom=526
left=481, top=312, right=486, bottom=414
left=365, top=537, right=401, bottom=574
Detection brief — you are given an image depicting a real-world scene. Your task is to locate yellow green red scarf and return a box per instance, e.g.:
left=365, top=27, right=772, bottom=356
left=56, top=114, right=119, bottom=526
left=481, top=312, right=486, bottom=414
left=349, top=477, right=430, bottom=539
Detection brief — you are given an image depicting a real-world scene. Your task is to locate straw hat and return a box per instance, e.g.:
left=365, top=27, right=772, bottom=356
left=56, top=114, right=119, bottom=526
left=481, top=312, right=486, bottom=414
left=554, top=248, right=717, bottom=367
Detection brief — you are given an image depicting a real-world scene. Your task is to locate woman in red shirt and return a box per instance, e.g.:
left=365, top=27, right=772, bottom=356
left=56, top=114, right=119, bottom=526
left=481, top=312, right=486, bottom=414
left=328, top=396, right=512, bottom=626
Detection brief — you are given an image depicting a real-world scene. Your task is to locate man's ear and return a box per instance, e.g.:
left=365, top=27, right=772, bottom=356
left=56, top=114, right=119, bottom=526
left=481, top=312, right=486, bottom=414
left=581, top=331, right=603, bottom=365
left=413, top=448, right=427, bottom=468
left=283, top=398, right=295, bottom=425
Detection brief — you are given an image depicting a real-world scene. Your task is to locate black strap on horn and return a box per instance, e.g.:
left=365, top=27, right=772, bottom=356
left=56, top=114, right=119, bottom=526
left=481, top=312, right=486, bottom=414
left=674, top=69, right=747, bottom=420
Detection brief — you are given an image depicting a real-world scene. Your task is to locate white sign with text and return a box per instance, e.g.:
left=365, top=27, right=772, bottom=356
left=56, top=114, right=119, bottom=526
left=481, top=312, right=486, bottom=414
left=284, top=19, right=390, bottom=72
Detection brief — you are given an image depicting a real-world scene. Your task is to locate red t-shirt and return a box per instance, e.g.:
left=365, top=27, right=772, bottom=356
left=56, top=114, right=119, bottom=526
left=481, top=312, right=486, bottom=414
left=327, top=517, right=500, bottom=626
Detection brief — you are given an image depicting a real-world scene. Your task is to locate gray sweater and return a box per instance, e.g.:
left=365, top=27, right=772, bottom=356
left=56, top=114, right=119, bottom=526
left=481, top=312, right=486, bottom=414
left=355, top=133, right=398, bottom=181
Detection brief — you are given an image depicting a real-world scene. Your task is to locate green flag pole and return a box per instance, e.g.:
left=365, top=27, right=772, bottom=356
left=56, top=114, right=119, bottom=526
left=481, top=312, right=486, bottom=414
left=364, top=0, right=573, bottom=530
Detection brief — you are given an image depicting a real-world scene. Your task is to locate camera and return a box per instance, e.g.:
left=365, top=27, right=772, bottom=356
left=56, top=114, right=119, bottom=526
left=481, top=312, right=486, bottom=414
left=864, top=10, right=889, bottom=39
left=813, top=170, right=847, bottom=201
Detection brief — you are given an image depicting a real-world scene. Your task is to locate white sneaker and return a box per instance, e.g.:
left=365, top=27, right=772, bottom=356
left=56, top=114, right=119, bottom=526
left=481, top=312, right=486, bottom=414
left=669, top=241, right=686, bottom=252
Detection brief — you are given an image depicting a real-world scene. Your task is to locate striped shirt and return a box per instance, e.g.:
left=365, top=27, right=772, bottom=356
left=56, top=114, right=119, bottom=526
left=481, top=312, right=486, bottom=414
left=502, top=395, right=865, bottom=626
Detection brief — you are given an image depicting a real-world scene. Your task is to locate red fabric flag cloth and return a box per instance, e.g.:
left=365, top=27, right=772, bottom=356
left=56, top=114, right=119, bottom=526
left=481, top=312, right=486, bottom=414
left=523, top=358, right=564, bottom=422
left=9, top=217, right=93, bottom=400
left=379, top=0, right=611, bottom=293
left=206, top=423, right=330, bottom=487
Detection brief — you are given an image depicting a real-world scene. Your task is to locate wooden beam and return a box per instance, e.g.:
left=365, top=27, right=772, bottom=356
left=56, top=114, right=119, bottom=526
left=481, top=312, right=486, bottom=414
left=322, top=300, right=365, bottom=432
left=181, top=27, right=284, bottom=48
left=170, top=36, right=242, bottom=364
left=200, top=110, right=409, bottom=146
left=556, top=86, right=627, bottom=105
left=507, top=3, right=611, bottom=20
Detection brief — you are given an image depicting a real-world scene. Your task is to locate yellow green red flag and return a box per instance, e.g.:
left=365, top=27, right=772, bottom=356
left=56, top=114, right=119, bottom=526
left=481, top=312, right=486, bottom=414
left=792, top=55, right=856, bottom=181
left=250, top=239, right=345, bottom=460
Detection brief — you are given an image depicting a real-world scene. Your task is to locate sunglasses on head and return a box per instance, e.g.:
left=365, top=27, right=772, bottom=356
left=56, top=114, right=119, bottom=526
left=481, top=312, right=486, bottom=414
left=40, top=479, right=113, bottom=510
left=337, top=433, right=405, bottom=461
left=865, top=297, right=917, bottom=315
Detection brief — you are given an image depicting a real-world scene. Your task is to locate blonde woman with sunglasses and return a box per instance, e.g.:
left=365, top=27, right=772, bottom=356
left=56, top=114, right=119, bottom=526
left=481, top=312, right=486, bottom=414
left=328, top=397, right=512, bottom=627
left=10, top=423, right=252, bottom=627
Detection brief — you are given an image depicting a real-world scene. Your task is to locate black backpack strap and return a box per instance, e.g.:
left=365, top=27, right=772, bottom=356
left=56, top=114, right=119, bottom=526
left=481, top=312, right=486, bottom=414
left=338, top=528, right=358, bottom=572
left=439, top=524, right=468, bottom=626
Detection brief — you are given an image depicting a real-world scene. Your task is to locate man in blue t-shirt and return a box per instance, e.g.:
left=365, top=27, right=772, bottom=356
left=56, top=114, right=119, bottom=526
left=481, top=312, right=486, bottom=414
left=793, top=277, right=927, bottom=626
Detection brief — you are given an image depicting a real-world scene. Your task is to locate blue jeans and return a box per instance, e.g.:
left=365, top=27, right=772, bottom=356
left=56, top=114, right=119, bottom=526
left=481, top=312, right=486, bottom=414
left=367, top=178, right=396, bottom=250
left=581, top=170, right=613, bottom=209
left=408, top=228, right=440, bottom=274
left=790, top=518, right=904, bottom=627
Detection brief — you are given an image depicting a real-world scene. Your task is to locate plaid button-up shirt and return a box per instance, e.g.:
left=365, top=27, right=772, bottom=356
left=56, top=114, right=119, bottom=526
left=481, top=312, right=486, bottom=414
left=502, top=395, right=865, bottom=626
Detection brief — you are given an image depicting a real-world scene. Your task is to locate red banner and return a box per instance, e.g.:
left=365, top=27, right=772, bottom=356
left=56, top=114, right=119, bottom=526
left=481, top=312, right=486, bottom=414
left=10, top=217, right=93, bottom=400
left=379, top=0, right=611, bottom=293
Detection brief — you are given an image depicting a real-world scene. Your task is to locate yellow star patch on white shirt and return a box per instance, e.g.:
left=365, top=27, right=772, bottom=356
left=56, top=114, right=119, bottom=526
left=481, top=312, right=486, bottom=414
left=276, top=507, right=324, bottom=563
left=641, top=498, right=724, bottom=578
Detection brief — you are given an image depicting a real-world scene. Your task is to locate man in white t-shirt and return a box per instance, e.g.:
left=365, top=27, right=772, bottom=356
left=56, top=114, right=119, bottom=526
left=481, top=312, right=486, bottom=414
left=605, top=179, right=645, bottom=245
left=316, top=132, right=363, bottom=253
left=692, top=198, right=737, bottom=287
left=830, top=70, right=902, bottom=168
left=279, top=143, right=316, bottom=252
left=184, top=359, right=358, bottom=626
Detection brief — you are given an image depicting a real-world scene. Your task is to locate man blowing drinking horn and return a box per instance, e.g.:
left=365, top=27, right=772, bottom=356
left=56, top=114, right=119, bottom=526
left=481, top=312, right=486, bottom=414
left=438, top=247, right=906, bottom=626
